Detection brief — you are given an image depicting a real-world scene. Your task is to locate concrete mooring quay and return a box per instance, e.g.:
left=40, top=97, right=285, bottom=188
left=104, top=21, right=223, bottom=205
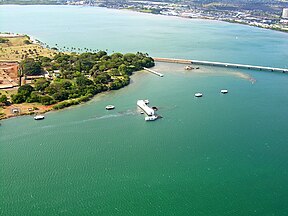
left=143, top=67, right=164, bottom=77
left=153, top=57, right=288, bottom=73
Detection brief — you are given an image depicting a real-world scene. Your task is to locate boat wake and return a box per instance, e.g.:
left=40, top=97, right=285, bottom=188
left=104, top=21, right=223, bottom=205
left=91, top=110, right=138, bottom=121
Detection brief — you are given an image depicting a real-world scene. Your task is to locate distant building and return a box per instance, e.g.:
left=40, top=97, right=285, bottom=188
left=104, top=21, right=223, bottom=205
left=282, top=8, right=288, bottom=19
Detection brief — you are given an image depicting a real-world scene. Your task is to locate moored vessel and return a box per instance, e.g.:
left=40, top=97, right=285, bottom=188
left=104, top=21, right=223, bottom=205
left=105, top=105, right=115, bottom=110
left=34, top=115, right=45, bottom=120
left=145, top=115, right=158, bottom=121
left=195, top=93, right=203, bottom=97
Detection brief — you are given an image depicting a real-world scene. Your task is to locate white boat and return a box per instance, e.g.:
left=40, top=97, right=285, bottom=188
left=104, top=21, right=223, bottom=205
left=105, top=105, right=115, bottom=110
left=185, top=65, right=194, bottom=70
left=145, top=115, right=158, bottom=121
left=195, top=93, right=203, bottom=97
left=221, top=89, right=228, bottom=94
left=34, top=115, right=45, bottom=120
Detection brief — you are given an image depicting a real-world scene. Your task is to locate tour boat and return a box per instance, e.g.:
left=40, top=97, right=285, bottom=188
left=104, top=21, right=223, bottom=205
left=221, top=89, right=228, bottom=94
left=105, top=105, right=115, bottom=110
left=195, top=93, right=203, bottom=97
left=145, top=115, right=158, bottom=121
left=34, top=115, right=45, bottom=120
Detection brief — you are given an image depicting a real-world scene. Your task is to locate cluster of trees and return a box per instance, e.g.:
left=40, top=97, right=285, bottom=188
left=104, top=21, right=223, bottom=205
left=0, top=38, right=9, bottom=43
left=20, top=58, right=43, bottom=75
left=0, top=93, right=8, bottom=105
left=12, top=51, right=155, bottom=108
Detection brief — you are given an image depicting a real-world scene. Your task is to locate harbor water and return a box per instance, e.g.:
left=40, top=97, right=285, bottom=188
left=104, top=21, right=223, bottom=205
left=1, top=5, right=288, bottom=215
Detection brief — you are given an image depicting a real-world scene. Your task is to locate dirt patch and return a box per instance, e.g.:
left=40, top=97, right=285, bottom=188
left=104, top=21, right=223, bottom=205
left=0, top=62, right=19, bottom=89
left=1, top=103, right=53, bottom=120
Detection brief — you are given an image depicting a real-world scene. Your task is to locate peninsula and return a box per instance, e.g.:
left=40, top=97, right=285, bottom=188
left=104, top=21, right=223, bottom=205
left=0, top=34, right=155, bottom=119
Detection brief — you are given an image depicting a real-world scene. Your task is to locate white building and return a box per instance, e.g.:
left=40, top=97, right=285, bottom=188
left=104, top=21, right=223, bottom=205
left=282, top=8, right=288, bottom=19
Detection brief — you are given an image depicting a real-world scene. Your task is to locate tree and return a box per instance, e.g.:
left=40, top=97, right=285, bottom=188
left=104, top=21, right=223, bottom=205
left=0, top=94, right=8, bottom=105
left=34, top=78, right=50, bottom=92
left=0, top=38, right=8, bottom=43
left=20, top=58, right=42, bottom=75
left=123, top=53, right=136, bottom=63
left=76, top=76, right=94, bottom=87
left=11, top=84, right=34, bottom=103
left=52, top=90, right=69, bottom=102
left=26, top=91, right=41, bottom=103
left=23, top=39, right=31, bottom=45
left=94, top=73, right=111, bottom=84
left=39, top=95, right=55, bottom=105
left=11, top=93, right=26, bottom=104
left=18, top=84, right=34, bottom=96
left=96, top=50, right=107, bottom=58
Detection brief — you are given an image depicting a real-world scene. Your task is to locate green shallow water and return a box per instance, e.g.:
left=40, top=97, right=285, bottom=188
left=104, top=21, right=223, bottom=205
left=1, top=5, right=288, bottom=216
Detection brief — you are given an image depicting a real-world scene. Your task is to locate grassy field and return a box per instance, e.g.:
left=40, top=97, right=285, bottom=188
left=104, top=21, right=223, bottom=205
left=0, top=35, right=56, bottom=61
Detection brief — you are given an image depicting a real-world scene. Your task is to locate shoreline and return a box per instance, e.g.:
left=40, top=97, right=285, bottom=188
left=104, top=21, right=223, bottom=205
left=0, top=58, right=260, bottom=122
left=0, top=33, right=155, bottom=121
left=1, top=4, right=287, bottom=34
left=1, top=55, right=286, bottom=121
left=0, top=71, right=143, bottom=121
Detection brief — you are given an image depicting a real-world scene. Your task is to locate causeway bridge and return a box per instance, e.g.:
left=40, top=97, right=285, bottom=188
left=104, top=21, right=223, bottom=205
left=153, top=57, right=288, bottom=73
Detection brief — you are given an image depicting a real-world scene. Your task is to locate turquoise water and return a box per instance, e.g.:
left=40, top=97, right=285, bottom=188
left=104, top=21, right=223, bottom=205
left=1, top=5, right=288, bottom=215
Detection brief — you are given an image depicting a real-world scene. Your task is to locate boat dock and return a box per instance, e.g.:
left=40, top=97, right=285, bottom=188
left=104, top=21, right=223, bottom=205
left=143, top=67, right=164, bottom=77
left=153, top=57, right=288, bottom=73
left=137, top=100, right=155, bottom=116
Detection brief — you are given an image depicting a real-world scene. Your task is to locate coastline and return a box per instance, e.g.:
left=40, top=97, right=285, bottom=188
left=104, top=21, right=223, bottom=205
left=0, top=33, right=155, bottom=121
left=1, top=53, right=286, bottom=121
left=0, top=69, right=144, bottom=121
left=1, top=4, right=286, bottom=34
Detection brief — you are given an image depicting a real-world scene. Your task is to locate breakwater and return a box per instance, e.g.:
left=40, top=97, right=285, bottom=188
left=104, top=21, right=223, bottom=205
left=153, top=57, right=288, bottom=73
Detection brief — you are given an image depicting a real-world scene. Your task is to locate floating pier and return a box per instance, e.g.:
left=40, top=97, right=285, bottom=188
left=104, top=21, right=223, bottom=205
left=153, top=57, right=288, bottom=73
left=137, top=100, right=155, bottom=116
left=143, top=67, right=164, bottom=77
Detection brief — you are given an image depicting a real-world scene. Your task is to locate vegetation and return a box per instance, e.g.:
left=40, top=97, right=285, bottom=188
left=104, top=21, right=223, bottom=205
left=11, top=51, right=155, bottom=109
left=0, top=38, right=9, bottom=43
left=0, top=35, right=56, bottom=61
left=20, top=58, right=43, bottom=75
left=0, top=93, right=8, bottom=105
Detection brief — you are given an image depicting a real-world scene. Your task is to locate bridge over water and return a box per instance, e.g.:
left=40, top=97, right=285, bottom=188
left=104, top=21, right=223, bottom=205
left=153, top=57, right=288, bottom=73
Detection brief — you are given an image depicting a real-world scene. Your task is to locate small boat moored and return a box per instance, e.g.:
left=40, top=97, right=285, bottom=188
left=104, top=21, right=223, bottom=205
left=34, top=115, right=45, bottom=120
left=105, top=105, right=115, bottom=110
left=145, top=115, right=158, bottom=121
left=195, top=93, right=203, bottom=97
left=221, top=89, right=228, bottom=94
left=152, top=106, right=158, bottom=111
left=185, top=66, right=194, bottom=70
